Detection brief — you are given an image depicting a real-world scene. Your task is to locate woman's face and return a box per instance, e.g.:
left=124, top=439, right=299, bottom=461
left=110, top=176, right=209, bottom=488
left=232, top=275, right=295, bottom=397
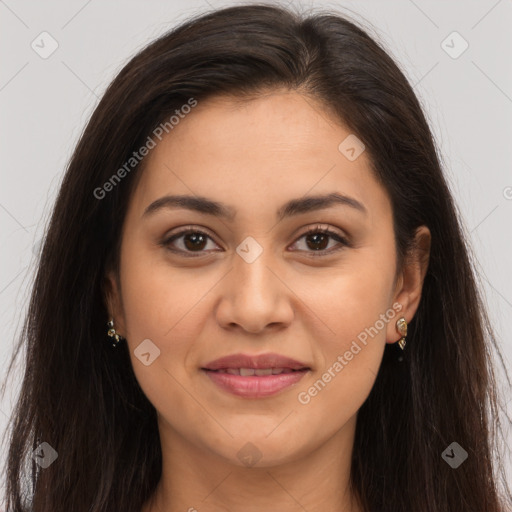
left=107, top=90, right=427, bottom=467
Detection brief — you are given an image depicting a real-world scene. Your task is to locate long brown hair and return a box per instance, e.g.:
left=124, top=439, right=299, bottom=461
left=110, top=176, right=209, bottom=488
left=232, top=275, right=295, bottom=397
left=2, top=4, right=511, bottom=511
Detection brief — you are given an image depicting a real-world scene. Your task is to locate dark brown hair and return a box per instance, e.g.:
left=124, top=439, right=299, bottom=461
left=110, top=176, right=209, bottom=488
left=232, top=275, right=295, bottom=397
left=2, top=4, right=511, bottom=511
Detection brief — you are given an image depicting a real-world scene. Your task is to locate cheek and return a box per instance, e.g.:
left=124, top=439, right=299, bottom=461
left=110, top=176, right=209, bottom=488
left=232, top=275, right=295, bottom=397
left=118, top=240, right=231, bottom=429
left=119, top=256, right=210, bottom=437
left=290, top=277, right=392, bottom=439
left=119, top=236, right=203, bottom=342
left=292, top=248, right=395, bottom=406
left=299, top=252, right=395, bottom=349
left=117, top=240, right=197, bottom=383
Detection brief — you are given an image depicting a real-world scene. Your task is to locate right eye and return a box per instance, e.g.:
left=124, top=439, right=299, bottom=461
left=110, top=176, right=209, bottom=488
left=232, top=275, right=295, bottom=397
left=161, top=227, right=222, bottom=256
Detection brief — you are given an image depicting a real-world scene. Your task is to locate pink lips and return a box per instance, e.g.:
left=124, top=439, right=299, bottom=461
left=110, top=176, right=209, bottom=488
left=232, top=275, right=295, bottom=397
left=201, top=352, right=311, bottom=398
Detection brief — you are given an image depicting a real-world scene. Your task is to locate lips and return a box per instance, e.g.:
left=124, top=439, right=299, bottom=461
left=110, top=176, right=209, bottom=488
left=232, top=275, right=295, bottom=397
left=210, top=367, right=300, bottom=376
left=202, top=352, right=310, bottom=371
left=201, top=353, right=311, bottom=398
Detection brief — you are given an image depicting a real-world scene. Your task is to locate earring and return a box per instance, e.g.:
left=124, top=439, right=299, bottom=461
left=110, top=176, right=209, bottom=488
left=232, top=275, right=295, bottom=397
left=396, top=317, right=407, bottom=350
left=107, top=318, right=123, bottom=347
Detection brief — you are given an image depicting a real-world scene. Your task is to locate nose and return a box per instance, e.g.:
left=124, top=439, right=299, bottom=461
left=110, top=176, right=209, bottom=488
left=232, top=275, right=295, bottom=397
left=215, top=247, right=294, bottom=334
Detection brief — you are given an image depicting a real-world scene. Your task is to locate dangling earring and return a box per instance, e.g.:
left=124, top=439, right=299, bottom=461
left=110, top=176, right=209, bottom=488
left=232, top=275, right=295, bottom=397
left=396, top=317, right=407, bottom=350
left=107, top=318, right=124, bottom=347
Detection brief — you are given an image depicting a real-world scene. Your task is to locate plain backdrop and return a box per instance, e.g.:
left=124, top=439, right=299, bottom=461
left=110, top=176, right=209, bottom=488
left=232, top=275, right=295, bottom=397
left=1, top=0, right=511, bottom=499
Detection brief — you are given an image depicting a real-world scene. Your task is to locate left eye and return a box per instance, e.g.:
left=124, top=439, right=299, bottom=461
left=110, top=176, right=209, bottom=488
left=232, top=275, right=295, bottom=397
left=290, top=227, right=348, bottom=254
left=162, top=225, right=348, bottom=256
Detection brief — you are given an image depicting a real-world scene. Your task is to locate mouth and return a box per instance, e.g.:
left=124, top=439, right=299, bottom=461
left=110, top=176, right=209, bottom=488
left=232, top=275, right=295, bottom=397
left=203, top=367, right=308, bottom=376
left=201, top=365, right=310, bottom=398
left=202, top=369, right=310, bottom=398
left=201, top=352, right=312, bottom=398
left=202, top=352, right=310, bottom=371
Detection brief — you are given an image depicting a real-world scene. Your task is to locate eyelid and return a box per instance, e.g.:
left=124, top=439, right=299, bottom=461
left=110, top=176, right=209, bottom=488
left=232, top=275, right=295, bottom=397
left=165, top=224, right=218, bottom=241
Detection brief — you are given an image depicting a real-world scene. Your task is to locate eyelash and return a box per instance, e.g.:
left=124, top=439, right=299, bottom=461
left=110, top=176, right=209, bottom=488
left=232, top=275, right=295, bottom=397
left=161, top=224, right=350, bottom=258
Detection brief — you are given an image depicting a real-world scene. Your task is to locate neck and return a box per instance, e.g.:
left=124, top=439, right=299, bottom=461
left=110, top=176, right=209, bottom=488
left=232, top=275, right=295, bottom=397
left=142, top=414, right=363, bottom=512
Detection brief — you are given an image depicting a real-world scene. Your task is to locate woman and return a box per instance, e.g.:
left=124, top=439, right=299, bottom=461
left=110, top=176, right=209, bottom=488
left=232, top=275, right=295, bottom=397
left=2, top=4, right=511, bottom=511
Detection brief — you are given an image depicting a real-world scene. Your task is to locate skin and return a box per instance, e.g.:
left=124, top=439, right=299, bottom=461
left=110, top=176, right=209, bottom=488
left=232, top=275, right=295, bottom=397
left=105, top=89, right=430, bottom=512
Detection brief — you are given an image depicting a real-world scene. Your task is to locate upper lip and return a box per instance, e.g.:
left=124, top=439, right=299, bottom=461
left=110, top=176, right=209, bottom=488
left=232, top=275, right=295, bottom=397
left=202, top=352, right=310, bottom=371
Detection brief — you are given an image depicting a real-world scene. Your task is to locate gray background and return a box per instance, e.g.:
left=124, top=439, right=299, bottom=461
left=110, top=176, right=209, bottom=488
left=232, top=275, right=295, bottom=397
left=1, top=0, right=511, bottom=499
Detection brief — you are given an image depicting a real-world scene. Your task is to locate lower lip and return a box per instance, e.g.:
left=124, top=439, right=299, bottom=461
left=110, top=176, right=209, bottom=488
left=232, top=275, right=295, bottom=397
left=202, top=369, right=309, bottom=398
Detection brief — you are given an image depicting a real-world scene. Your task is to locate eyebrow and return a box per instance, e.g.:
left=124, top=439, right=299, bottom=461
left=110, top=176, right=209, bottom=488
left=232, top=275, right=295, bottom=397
left=142, top=192, right=367, bottom=221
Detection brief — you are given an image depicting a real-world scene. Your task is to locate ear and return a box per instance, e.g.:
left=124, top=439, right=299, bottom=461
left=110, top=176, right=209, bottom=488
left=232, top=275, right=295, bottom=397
left=102, top=269, right=126, bottom=336
left=386, top=225, right=431, bottom=344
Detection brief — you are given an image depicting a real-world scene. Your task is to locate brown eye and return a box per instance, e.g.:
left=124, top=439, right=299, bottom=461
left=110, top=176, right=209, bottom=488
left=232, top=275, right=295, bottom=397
left=182, top=232, right=208, bottom=251
left=304, top=232, right=330, bottom=251
left=290, top=226, right=349, bottom=255
left=162, top=229, right=220, bottom=255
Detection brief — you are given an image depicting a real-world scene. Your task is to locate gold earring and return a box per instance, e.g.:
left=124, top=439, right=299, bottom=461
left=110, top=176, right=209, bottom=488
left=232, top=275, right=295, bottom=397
left=396, top=317, right=407, bottom=350
left=107, top=318, right=123, bottom=347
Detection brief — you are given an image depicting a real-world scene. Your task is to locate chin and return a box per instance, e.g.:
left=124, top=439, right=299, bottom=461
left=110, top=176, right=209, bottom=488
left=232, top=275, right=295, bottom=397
left=206, top=432, right=310, bottom=469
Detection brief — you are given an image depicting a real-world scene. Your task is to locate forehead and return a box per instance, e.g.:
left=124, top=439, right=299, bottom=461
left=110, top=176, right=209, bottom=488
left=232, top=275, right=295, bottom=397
left=127, top=90, right=390, bottom=224
left=161, top=90, right=352, bottom=161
